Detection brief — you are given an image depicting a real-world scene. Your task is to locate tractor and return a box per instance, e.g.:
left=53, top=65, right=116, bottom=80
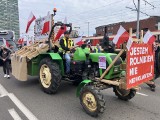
left=11, top=11, right=154, bottom=118
left=11, top=11, right=136, bottom=117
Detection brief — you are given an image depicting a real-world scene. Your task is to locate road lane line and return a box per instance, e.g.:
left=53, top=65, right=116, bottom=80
left=0, top=95, right=7, bottom=98
left=0, top=84, right=9, bottom=96
left=0, top=84, right=38, bottom=120
left=137, top=92, right=148, bottom=96
left=8, top=108, right=22, bottom=120
left=8, top=93, right=38, bottom=120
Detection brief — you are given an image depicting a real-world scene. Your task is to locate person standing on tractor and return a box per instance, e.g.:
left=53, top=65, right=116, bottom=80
left=94, top=44, right=101, bottom=53
left=59, top=31, right=74, bottom=75
left=100, top=32, right=115, bottom=53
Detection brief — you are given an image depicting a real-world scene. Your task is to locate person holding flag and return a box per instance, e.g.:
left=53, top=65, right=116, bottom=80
left=59, top=31, right=74, bottom=76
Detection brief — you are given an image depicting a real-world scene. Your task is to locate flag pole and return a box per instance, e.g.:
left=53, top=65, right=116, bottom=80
left=136, top=0, right=140, bottom=39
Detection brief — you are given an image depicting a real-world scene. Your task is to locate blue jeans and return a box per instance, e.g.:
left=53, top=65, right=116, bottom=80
left=65, top=53, right=71, bottom=74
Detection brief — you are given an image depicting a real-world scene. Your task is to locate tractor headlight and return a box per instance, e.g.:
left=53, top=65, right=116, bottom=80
left=114, top=67, right=119, bottom=72
left=88, top=65, right=91, bottom=68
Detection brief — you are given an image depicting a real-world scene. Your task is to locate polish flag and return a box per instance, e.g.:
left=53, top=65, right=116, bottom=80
left=54, top=17, right=67, bottom=41
left=143, top=30, right=156, bottom=44
left=3, top=38, right=9, bottom=47
left=18, top=38, right=24, bottom=44
left=26, top=12, right=36, bottom=33
left=74, top=36, right=84, bottom=46
left=113, top=25, right=129, bottom=48
left=41, top=12, right=51, bottom=34
left=126, top=37, right=133, bottom=50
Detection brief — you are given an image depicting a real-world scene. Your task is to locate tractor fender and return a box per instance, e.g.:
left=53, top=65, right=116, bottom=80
left=48, top=53, right=62, bottom=60
left=76, top=79, right=92, bottom=97
left=39, top=53, right=62, bottom=60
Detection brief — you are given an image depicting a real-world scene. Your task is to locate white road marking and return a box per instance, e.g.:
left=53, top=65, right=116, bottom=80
left=137, top=92, right=148, bottom=96
left=0, top=95, right=7, bottom=98
left=8, top=93, right=38, bottom=120
left=8, top=108, right=22, bottom=120
left=0, top=84, right=9, bottom=96
left=0, top=84, right=38, bottom=120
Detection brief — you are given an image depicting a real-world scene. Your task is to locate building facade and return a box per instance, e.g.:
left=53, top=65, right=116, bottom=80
left=0, top=0, right=20, bottom=40
left=95, top=16, right=160, bottom=36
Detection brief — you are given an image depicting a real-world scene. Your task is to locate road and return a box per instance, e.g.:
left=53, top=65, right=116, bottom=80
left=0, top=67, right=160, bottom=120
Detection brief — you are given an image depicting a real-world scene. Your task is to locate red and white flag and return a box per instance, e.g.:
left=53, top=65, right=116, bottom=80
left=113, top=25, right=129, bottom=48
left=27, top=39, right=31, bottom=46
left=143, top=30, right=156, bottom=44
left=126, top=37, right=133, bottom=50
left=41, top=12, right=51, bottom=34
left=26, top=12, right=36, bottom=33
left=54, top=17, right=67, bottom=41
left=18, top=38, right=24, bottom=44
left=74, top=36, right=84, bottom=46
left=3, top=38, right=9, bottom=47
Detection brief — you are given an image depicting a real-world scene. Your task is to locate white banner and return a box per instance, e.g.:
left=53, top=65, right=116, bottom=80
left=34, top=14, right=52, bottom=40
left=99, top=56, right=106, bottom=69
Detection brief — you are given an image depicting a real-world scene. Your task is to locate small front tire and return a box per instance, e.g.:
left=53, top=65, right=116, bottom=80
left=80, top=85, right=105, bottom=117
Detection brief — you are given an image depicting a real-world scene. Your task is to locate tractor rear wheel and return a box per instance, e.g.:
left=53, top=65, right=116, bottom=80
left=113, top=86, right=136, bottom=101
left=39, top=58, right=61, bottom=94
left=80, top=85, right=105, bottom=117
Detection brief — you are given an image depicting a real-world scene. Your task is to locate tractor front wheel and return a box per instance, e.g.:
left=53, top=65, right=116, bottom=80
left=80, top=85, right=105, bottom=117
left=39, top=58, right=61, bottom=94
left=113, top=86, right=136, bottom=101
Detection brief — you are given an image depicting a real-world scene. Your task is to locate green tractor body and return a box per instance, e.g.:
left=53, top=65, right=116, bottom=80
left=27, top=47, right=122, bottom=81
left=89, top=53, right=122, bottom=79
left=73, top=48, right=88, bottom=61
left=27, top=53, right=64, bottom=76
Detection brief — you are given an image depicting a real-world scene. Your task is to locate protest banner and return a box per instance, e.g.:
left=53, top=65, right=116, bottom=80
left=126, top=43, right=154, bottom=89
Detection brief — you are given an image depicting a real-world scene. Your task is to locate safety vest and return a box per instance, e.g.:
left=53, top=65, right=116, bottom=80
left=94, top=47, right=98, bottom=53
left=59, top=38, right=73, bottom=53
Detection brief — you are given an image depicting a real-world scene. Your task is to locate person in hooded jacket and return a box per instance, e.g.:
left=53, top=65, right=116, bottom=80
left=0, top=45, right=11, bottom=78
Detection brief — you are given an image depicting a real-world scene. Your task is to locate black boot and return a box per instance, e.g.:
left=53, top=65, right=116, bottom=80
left=147, top=84, right=156, bottom=92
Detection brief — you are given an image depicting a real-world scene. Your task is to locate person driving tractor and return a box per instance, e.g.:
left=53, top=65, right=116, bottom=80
left=59, top=31, right=74, bottom=75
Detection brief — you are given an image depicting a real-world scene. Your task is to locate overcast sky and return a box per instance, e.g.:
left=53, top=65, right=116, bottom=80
left=18, top=0, right=160, bottom=37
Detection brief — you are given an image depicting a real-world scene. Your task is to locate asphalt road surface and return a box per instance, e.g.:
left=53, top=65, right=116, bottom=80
left=0, top=67, right=160, bottom=120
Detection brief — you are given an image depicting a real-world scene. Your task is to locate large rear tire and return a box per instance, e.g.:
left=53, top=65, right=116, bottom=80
left=80, top=85, right=105, bottom=117
left=113, top=86, right=136, bottom=101
left=39, top=58, right=61, bottom=94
